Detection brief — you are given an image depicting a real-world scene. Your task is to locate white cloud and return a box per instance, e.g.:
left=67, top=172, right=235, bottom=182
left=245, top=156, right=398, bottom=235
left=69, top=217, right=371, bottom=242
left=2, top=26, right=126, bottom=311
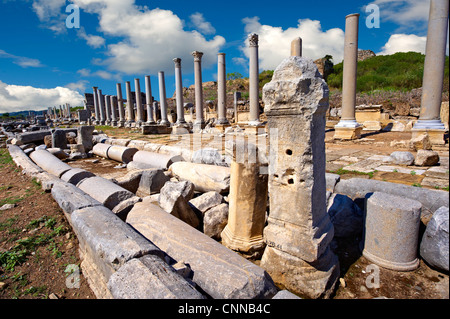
left=0, top=80, right=84, bottom=113
left=190, top=12, right=216, bottom=35
left=69, top=0, right=225, bottom=75
left=378, top=33, right=427, bottom=55
left=65, top=80, right=89, bottom=92
left=77, top=68, right=121, bottom=81
left=32, top=0, right=67, bottom=33
left=0, top=49, right=44, bottom=68
left=78, top=28, right=106, bottom=48
left=240, top=17, right=345, bottom=70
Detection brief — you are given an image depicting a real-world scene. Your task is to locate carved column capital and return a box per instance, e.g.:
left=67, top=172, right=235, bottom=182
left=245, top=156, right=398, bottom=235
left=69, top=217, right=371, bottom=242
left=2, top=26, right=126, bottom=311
left=173, top=57, right=182, bottom=67
left=248, top=33, right=259, bottom=47
left=192, top=51, right=204, bottom=62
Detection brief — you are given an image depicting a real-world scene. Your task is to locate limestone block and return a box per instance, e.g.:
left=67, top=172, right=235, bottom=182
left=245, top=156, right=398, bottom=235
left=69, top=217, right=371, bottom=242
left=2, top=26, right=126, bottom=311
left=420, top=206, right=449, bottom=272
left=414, top=149, right=440, bottom=166
left=409, top=133, right=432, bottom=151
left=334, top=178, right=449, bottom=216
left=133, top=150, right=183, bottom=169
left=125, top=198, right=277, bottom=299
left=136, top=169, right=170, bottom=197
left=169, top=161, right=231, bottom=194
left=71, top=205, right=164, bottom=287
left=158, top=181, right=199, bottom=229
left=189, top=191, right=223, bottom=214
left=29, top=149, right=72, bottom=178
left=203, top=203, right=229, bottom=240
left=60, top=168, right=95, bottom=186
left=362, top=192, right=422, bottom=271
left=389, top=151, right=415, bottom=165
left=77, top=176, right=136, bottom=213
left=51, top=129, right=67, bottom=149
left=107, top=255, right=204, bottom=299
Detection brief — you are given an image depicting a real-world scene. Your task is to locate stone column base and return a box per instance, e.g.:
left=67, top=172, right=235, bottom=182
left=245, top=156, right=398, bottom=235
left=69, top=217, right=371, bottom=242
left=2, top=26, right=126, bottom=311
left=411, top=128, right=446, bottom=145
left=172, top=124, right=191, bottom=135
left=333, top=126, right=362, bottom=140
left=244, top=125, right=266, bottom=134
left=260, top=246, right=339, bottom=299
left=215, top=124, right=232, bottom=133
left=221, top=226, right=265, bottom=259
left=193, top=122, right=206, bottom=133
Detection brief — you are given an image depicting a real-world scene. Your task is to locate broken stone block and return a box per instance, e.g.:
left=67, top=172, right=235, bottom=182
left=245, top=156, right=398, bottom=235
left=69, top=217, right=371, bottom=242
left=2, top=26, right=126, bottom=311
left=389, top=151, right=415, bottom=165
left=158, top=181, right=199, bottom=229
left=189, top=191, right=223, bottom=214
left=169, top=161, right=230, bottom=194
left=414, top=149, right=440, bottom=166
left=203, top=203, right=229, bottom=240
left=362, top=192, right=422, bottom=271
left=77, top=125, right=95, bottom=152
left=92, top=143, right=111, bottom=159
left=420, top=206, right=449, bottom=272
left=106, top=145, right=138, bottom=164
left=136, top=169, right=170, bottom=197
left=60, top=168, right=95, bottom=186
left=327, top=193, right=363, bottom=237
left=409, top=133, right=432, bottom=151
left=51, top=129, right=67, bottom=149
left=125, top=198, right=277, bottom=299
left=107, top=255, right=204, bottom=299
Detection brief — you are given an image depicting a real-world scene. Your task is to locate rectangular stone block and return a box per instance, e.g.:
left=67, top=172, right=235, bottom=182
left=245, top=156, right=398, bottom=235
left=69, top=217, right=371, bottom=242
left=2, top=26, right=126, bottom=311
left=142, top=124, right=172, bottom=135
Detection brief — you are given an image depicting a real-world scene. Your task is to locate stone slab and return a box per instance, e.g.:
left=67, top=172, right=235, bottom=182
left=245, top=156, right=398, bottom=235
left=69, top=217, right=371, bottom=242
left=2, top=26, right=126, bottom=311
left=126, top=198, right=277, bottom=299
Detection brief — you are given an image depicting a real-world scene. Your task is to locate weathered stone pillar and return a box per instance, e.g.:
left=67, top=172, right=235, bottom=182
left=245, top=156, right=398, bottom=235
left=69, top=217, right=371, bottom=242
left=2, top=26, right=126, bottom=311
left=291, top=37, right=302, bottom=57
left=135, top=78, right=144, bottom=126
left=98, top=89, right=106, bottom=125
left=216, top=53, right=231, bottom=131
left=412, top=0, right=449, bottom=145
left=158, top=71, right=170, bottom=126
left=260, top=56, right=339, bottom=299
left=110, top=95, right=118, bottom=126
left=116, top=83, right=125, bottom=127
left=334, top=13, right=362, bottom=140
left=125, top=81, right=135, bottom=126
left=221, top=140, right=268, bottom=258
left=192, top=51, right=205, bottom=131
left=173, top=58, right=186, bottom=126
left=233, top=92, right=241, bottom=123
left=104, top=95, right=111, bottom=125
left=247, top=33, right=263, bottom=128
left=145, top=76, right=155, bottom=124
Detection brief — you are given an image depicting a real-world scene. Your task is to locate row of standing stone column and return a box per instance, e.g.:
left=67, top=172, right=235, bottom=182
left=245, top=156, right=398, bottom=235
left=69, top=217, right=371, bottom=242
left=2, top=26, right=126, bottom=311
left=47, top=104, right=72, bottom=121
left=334, top=0, right=448, bottom=144
left=87, top=33, right=264, bottom=131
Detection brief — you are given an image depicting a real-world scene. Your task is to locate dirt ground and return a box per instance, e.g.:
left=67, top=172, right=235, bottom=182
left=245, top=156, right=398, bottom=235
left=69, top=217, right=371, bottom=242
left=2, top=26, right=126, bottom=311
left=0, top=127, right=448, bottom=300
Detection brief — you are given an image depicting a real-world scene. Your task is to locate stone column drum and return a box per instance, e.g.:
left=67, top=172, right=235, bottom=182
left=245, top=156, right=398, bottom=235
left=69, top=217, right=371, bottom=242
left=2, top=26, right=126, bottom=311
left=412, top=0, right=449, bottom=144
left=216, top=53, right=230, bottom=128
left=334, top=13, right=362, bottom=140
left=125, top=81, right=135, bottom=126
left=145, top=75, right=155, bottom=124
left=192, top=51, right=205, bottom=131
left=135, top=78, right=144, bottom=126
left=116, top=83, right=126, bottom=127
left=362, top=192, right=422, bottom=271
left=291, top=37, right=302, bottom=57
left=158, top=71, right=170, bottom=127
left=221, top=140, right=268, bottom=258
left=260, top=56, right=339, bottom=299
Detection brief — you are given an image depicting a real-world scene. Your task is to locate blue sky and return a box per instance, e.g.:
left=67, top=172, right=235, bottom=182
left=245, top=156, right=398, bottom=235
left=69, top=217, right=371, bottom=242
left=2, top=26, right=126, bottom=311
left=0, top=0, right=445, bottom=113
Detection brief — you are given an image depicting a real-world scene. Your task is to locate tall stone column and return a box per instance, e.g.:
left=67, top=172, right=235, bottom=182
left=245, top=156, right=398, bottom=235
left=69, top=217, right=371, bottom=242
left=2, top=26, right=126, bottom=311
left=116, top=83, right=125, bottom=127
left=192, top=51, right=205, bottom=131
left=291, top=37, right=302, bottom=57
left=135, top=78, right=144, bottom=126
left=221, top=139, right=268, bottom=259
left=104, top=95, right=112, bottom=125
left=260, top=56, right=339, bottom=299
left=145, top=75, right=155, bottom=124
left=125, top=81, right=135, bottom=126
left=97, top=89, right=106, bottom=125
left=412, top=0, right=449, bottom=145
left=110, top=95, right=118, bottom=126
left=158, top=71, right=170, bottom=126
left=216, top=53, right=230, bottom=129
left=247, top=33, right=262, bottom=128
left=334, top=13, right=362, bottom=140
left=173, top=58, right=186, bottom=126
